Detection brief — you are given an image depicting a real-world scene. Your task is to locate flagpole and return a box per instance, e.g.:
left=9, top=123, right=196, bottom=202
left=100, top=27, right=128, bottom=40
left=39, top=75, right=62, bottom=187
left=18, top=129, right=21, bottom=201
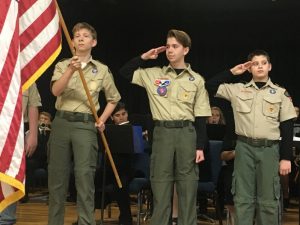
left=54, top=0, right=122, bottom=188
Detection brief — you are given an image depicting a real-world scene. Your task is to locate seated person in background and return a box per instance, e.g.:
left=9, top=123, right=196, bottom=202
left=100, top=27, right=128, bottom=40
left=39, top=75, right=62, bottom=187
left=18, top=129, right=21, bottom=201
left=207, top=106, right=226, bottom=125
left=96, top=102, right=134, bottom=225
left=22, top=111, right=52, bottom=202
left=206, top=106, right=226, bottom=140
left=198, top=106, right=226, bottom=215
left=218, top=127, right=237, bottom=225
left=37, top=111, right=51, bottom=166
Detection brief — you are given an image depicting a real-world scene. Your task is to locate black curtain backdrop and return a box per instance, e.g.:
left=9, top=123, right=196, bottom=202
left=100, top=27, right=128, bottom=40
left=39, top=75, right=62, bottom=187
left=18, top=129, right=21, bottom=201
left=37, top=0, right=300, bottom=118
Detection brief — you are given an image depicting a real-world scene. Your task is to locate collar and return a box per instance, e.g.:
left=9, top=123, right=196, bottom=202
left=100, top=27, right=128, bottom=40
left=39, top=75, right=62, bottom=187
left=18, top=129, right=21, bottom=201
left=162, top=63, right=194, bottom=76
left=88, top=56, right=98, bottom=67
left=244, top=78, right=277, bottom=90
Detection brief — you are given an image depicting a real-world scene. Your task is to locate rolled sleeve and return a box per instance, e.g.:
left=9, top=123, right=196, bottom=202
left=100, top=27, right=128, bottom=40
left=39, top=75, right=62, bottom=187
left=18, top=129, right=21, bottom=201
left=216, top=83, right=236, bottom=101
left=280, top=91, right=297, bottom=122
left=194, top=81, right=211, bottom=117
left=102, top=68, right=121, bottom=103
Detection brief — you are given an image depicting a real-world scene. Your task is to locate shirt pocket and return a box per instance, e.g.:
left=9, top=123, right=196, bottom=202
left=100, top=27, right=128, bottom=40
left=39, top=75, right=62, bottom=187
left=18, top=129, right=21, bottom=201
left=89, top=77, right=103, bottom=93
left=262, top=95, right=281, bottom=119
left=177, top=83, right=197, bottom=103
left=66, top=76, right=77, bottom=90
left=236, top=92, right=254, bottom=113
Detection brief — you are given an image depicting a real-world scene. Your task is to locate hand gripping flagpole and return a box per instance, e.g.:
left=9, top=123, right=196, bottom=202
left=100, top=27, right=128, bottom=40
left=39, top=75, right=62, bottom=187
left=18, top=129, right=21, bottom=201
left=54, top=0, right=122, bottom=188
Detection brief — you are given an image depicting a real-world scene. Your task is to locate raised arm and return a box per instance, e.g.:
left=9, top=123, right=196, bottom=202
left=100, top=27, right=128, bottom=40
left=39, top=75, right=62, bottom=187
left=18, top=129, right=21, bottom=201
left=205, top=61, right=253, bottom=95
left=119, top=46, right=166, bottom=80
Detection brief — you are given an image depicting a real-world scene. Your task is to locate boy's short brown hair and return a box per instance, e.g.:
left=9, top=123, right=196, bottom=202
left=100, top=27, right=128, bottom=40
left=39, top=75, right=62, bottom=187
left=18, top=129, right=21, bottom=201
left=247, top=49, right=270, bottom=62
left=39, top=111, right=52, bottom=121
left=167, top=29, right=191, bottom=49
left=72, top=22, right=97, bottom=40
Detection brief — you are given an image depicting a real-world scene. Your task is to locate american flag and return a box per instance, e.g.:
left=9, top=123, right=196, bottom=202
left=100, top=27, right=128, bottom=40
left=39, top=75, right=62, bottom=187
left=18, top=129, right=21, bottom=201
left=0, top=0, right=61, bottom=211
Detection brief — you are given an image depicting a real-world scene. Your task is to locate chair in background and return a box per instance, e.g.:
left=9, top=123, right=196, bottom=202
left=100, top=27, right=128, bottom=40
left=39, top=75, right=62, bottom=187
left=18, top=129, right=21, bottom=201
left=198, top=140, right=224, bottom=225
left=129, top=152, right=151, bottom=225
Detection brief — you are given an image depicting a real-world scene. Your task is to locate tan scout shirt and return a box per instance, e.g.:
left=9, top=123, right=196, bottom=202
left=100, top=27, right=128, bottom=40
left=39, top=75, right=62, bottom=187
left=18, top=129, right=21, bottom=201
left=132, top=64, right=211, bottom=121
left=216, top=78, right=296, bottom=140
left=52, top=58, right=121, bottom=113
left=22, top=83, right=42, bottom=123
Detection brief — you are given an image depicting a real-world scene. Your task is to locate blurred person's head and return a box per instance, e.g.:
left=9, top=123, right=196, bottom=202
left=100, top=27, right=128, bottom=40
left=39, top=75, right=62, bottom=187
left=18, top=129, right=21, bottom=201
left=39, top=111, right=52, bottom=126
left=111, top=102, right=129, bottom=125
left=207, top=106, right=226, bottom=125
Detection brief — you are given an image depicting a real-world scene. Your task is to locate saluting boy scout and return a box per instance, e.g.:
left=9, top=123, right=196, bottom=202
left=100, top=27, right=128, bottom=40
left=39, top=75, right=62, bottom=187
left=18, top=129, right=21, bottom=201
left=48, top=22, right=120, bottom=225
left=210, top=50, right=296, bottom=225
left=120, top=29, right=211, bottom=225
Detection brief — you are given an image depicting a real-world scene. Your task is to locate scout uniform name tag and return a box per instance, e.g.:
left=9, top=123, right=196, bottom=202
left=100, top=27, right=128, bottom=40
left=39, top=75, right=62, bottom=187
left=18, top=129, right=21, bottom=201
left=154, top=78, right=170, bottom=96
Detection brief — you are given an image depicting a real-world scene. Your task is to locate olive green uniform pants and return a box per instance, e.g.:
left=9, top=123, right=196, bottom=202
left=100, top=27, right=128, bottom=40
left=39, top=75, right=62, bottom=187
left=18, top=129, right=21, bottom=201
left=48, top=115, right=98, bottom=225
left=232, top=140, right=280, bottom=225
left=150, top=123, right=199, bottom=225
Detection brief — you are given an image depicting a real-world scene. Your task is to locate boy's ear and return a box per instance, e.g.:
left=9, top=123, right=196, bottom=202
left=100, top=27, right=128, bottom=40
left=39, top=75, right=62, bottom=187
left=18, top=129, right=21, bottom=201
left=183, top=47, right=189, bottom=56
left=92, top=39, right=97, bottom=47
left=268, top=63, right=272, bottom=71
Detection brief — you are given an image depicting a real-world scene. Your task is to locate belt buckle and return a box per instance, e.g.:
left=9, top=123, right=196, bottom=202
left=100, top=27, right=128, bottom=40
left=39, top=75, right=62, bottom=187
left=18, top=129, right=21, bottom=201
left=252, top=138, right=261, bottom=146
left=68, top=115, right=76, bottom=121
left=164, top=121, right=173, bottom=128
left=174, top=121, right=182, bottom=127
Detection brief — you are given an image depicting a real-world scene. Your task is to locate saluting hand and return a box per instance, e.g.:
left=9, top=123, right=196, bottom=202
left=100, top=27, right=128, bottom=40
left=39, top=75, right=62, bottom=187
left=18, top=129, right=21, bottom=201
left=141, top=46, right=167, bottom=60
left=230, top=61, right=253, bottom=75
left=195, top=150, right=205, bottom=163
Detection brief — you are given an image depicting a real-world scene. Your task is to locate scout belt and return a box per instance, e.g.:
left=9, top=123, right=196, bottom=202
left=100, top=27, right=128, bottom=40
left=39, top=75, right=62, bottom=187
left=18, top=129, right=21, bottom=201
left=237, top=135, right=279, bottom=147
left=56, top=110, right=95, bottom=122
left=154, top=120, right=192, bottom=128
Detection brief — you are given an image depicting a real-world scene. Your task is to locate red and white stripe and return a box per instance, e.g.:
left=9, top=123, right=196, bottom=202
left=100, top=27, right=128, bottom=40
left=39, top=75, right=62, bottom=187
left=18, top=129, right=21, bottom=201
left=0, top=0, right=61, bottom=211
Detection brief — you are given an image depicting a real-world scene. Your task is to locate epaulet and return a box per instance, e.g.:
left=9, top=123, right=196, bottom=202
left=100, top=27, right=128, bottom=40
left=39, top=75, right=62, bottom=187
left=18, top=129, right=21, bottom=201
left=93, top=59, right=104, bottom=65
left=275, top=83, right=284, bottom=88
left=275, top=83, right=291, bottom=97
left=274, top=83, right=287, bottom=91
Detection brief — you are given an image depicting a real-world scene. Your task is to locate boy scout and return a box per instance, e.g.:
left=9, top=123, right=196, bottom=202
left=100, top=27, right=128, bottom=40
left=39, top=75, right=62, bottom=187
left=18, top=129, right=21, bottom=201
left=0, top=83, right=41, bottom=224
left=120, top=29, right=211, bottom=225
left=210, top=50, right=296, bottom=225
left=48, top=22, right=120, bottom=225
